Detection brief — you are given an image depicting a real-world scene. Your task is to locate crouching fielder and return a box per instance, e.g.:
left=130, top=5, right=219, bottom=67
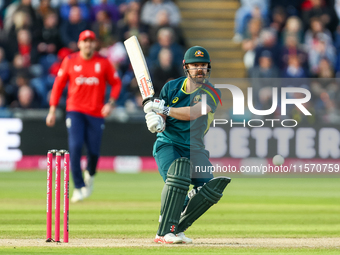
left=144, top=46, right=231, bottom=244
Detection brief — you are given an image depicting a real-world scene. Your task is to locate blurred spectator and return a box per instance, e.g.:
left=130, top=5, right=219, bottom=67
left=321, top=97, right=340, bottom=123
left=117, top=8, right=149, bottom=51
left=14, top=0, right=39, bottom=28
left=5, top=11, right=34, bottom=60
left=302, top=0, right=339, bottom=32
left=254, top=29, right=282, bottom=68
left=232, top=0, right=268, bottom=43
left=36, top=0, right=56, bottom=20
left=281, top=35, right=308, bottom=71
left=60, top=0, right=90, bottom=21
left=270, top=6, right=287, bottom=44
left=126, top=77, right=143, bottom=109
left=334, top=22, right=340, bottom=49
left=116, top=0, right=140, bottom=18
left=310, top=58, right=337, bottom=111
left=335, top=0, right=340, bottom=20
left=18, top=28, right=38, bottom=65
left=304, top=17, right=332, bottom=49
left=0, top=93, right=5, bottom=109
left=14, top=84, right=40, bottom=108
left=100, top=36, right=127, bottom=71
left=0, top=78, right=7, bottom=106
left=308, top=33, right=336, bottom=75
left=242, top=18, right=262, bottom=70
left=282, top=16, right=304, bottom=44
left=317, top=57, right=335, bottom=78
left=282, top=55, right=308, bottom=78
left=140, top=0, right=181, bottom=27
left=3, top=0, right=22, bottom=33
left=148, top=27, right=184, bottom=71
left=249, top=50, right=280, bottom=78
left=151, top=48, right=181, bottom=96
left=270, top=0, right=303, bottom=16
left=8, top=51, right=43, bottom=104
left=35, top=11, right=61, bottom=92
left=31, top=0, right=61, bottom=9
left=148, top=9, right=186, bottom=47
left=10, top=54, right=31, bottom=80
left=91, top=0, right=120, bottom=22
left=6, top=71, right=31, bottom=106
left=9, top=0, right=42, bottom=41
left=37, top=12, right=61, bottom=57
left=249, top=50, right=280, bottom=112
left=0, top=47, right=11, bottom=82
left=8, top=29, right=39, bottom=67
left=60, top=6, right=89, bottom=51
left=91, top=10, right=116, bottom=48
left=90, top=0, right=116, bottom=5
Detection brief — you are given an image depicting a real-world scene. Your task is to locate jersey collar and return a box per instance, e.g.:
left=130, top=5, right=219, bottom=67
left=181, top=78, right=201, bottom=94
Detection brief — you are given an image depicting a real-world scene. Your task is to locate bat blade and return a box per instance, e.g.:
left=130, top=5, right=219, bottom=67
left=124, top=36, right=154, bottom=102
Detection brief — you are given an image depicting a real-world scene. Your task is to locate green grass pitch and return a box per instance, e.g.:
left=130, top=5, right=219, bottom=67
left=0, top=171, right=339, bottom=254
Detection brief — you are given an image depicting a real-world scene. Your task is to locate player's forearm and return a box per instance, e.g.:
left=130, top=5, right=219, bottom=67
left=168, top=107, right=191, bottom=120
left=168, top=105, right=201, bottom=121
left=108, top=98, right=115, bottom=106
left=168, top=103, right=211, bottom=121
left=49, top=105, right=57, bottom=113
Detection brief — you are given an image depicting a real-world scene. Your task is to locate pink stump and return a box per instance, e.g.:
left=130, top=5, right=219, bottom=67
left=46, top=152, right=53, bottom=242
left=54, top=152, right=61, bottom=242
left=63, top=152, right=70, bottom=243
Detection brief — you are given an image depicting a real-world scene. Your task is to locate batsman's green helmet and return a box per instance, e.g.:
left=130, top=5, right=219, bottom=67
left=183, top=46, right=210, bottom=65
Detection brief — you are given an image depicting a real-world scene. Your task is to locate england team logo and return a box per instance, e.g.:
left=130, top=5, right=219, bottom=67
left=74, top=65, right=82, bottom=72
left=95, top=63, right=101, bottom=73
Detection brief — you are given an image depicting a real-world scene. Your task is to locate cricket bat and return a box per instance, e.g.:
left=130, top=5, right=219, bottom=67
left=124, top=36, right=162, bottom=131
left=124, top=36, right=155, bottom=106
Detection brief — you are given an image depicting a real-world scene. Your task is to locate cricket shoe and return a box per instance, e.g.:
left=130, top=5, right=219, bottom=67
left=81, top=186, right=91, bottom=199
left=83, top=170, right=94, bottom=198
left=154, top=233, right=183, bottom=244
left=176, top=232, right=192, bottom=244
left=71, top=188, right=83, bottom=203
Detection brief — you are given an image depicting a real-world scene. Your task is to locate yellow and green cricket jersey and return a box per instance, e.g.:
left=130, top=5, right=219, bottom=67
left=155, top=76, right=221, bottom=150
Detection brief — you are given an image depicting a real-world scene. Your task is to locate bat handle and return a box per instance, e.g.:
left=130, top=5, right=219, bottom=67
left=142, top=97, right=153, bottom=106
left=156, top=123, right=163, bottom=132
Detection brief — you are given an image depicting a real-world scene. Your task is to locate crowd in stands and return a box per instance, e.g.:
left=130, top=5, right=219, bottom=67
left=0, top=0, right=186, bottom=114
left=234, top=0, right=340, bottom=124
left=1, top=0, right=340, bottom=125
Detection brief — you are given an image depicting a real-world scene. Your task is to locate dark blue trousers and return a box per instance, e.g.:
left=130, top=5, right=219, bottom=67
left=153, top=140, right=214, bottom=210
left=66, top=111, right=104, bottom=189
left=153, top=140, right=214, bottom=187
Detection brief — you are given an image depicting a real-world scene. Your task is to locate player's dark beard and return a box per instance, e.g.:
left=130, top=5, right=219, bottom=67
left=189, top=70, right=210, bottom=85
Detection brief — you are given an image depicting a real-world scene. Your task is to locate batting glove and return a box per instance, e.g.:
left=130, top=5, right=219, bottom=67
left=145, top=112, right=165, bottom=133
left=144, top=98, right=171, bottom=116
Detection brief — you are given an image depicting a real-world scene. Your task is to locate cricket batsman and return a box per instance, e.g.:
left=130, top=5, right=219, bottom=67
left=46, top=30, right=122, bottom=203
left=144, top=46, right=231, bottom=244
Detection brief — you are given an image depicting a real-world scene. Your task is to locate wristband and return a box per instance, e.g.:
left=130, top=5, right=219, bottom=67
left=163, top=106, right=171, bottom=116
left=108, top=99, right=115, bottom=106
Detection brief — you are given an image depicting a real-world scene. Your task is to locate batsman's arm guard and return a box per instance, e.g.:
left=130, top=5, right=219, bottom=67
left=157, top=157, right=192, bottom=236
left=177, top=176, right=231, bottom=233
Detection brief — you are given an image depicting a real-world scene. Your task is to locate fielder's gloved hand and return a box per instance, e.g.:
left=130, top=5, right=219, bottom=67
left=143, top=98, right=171, bottom=116
left=145, top=112, right=165, bottom=133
